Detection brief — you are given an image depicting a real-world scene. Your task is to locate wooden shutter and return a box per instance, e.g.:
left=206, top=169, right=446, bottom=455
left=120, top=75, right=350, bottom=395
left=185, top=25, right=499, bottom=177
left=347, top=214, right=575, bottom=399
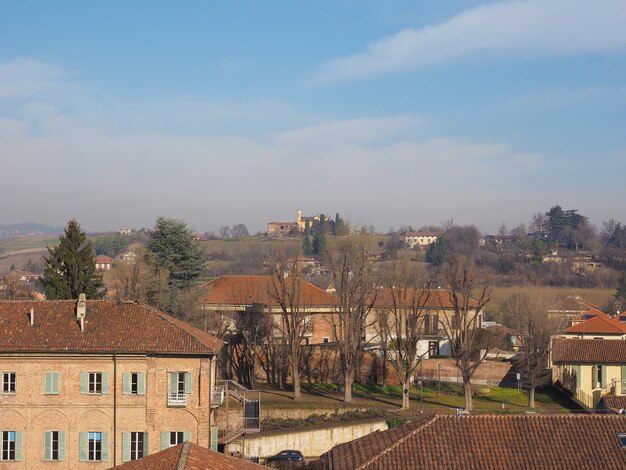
left=15, top=432, right=22, bottom=461
left=122, top=432, right=130, bottom=462
left=210, top=426, right=218, bottom=452
left=43, top=431, right=51, bottom=461
left=184, top=372, right=192, bottom=394
left=169, top=372, right=177, bottom=394
left=143, top=432, right=149, bottom=457
left=138, top=372, right=146, bottom=395
left=161, top=432, right=169, bottom=450
left=122, top=373, right=130, bottom=395
left=102, top=373, right=109, bottom=395
left=58, top=432, right=66, bottom=461
left=601, top=365, right=608, bottom=389
left=79, top=432, right=88, bottom=461
left=80, top=372, right=88, bottom=394
left=101, top=432, right=109, bottom=462
left=183, top=431, right=191, bottom=443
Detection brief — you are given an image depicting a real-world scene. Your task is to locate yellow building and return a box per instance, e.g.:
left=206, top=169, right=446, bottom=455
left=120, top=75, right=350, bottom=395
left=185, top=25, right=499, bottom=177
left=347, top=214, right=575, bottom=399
left=0, top=297, right=223, bottom=469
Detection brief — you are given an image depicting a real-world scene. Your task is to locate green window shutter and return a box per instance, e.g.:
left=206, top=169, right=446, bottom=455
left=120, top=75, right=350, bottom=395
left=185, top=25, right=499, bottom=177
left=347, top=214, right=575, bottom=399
left=79, top=432, right=88, bottom=461
left=161, top=432, right=169, bottom=450
left=183, top=431, right=191, bottom=443
left=102, top=373, right=109, bottom=395
left=138, top=372, right=146, bottom=395
left=621, top=365, right=626, bottom=392
left=122, top=432, right=130, bottom=462
left=169, top=372, right=177, bottom=394
left=58, top=432, right=66, bottom=461
left=44, top=431, right=52, bottom=460
left=53, top=372, right=59, bottom=394
left=591, top=365, right=597, bottom=389
left=574, top=365, right=581, bottom=389
left=122, top=373, right=130, bottom=395
left=101, top=432, right=109, bottom=462
left=80, top=372, right=88, bottom=394
left=184, top=372, right=192, bottom=394
left=210, top=427, right=218, bottom=452
left=602, top=365, right=608, bottom=388
left=15, top=431, right=22, bottom=461
left=143, top=432, right=149, bottom=457
left=44, top=372, right=51, bottom=394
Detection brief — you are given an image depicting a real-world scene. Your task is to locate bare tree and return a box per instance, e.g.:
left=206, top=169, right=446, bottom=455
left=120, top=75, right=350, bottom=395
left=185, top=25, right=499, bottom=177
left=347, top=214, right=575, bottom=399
left=504, top=292, right=564, bottom=408
left=326, top=235, right=376, bottom=403
left=439, top=256, right=491, bottom=411
left=266, top=247, right=313, bottom=401
left=379, top=262, right=432, bottom=409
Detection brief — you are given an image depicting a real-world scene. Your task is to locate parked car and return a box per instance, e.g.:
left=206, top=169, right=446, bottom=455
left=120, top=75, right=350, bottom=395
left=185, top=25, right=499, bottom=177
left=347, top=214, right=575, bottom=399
left=265, top=449, right=305, bottom=468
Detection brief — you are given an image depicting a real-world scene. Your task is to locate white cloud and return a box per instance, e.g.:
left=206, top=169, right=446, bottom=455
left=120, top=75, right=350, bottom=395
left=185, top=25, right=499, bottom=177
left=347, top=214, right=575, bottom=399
left=316, top=0, right=626, bottom=82
left=0, top=59, right=61, bottom=98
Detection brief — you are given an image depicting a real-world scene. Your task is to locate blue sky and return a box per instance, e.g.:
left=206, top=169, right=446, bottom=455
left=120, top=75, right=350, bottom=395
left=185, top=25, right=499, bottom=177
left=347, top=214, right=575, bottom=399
left=1, top=0, right=625, bottom=234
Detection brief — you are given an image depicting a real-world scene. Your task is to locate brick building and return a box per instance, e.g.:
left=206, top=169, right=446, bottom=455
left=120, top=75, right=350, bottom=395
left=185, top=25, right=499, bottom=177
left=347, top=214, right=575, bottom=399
left=201, top=275, right=338, bottom=344
left=0, top=297, right=223, bottom=468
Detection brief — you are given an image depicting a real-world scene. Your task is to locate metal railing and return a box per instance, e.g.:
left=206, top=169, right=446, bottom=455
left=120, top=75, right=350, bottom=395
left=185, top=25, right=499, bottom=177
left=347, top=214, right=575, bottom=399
left=211, top=385, right=225, bottom=407
left=167, top=392, right=187, bottom=407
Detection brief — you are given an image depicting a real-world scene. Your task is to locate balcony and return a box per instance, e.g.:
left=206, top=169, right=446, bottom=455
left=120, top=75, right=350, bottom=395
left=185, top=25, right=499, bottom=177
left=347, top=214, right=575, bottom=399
left=167, top=392, right=187, bottom=407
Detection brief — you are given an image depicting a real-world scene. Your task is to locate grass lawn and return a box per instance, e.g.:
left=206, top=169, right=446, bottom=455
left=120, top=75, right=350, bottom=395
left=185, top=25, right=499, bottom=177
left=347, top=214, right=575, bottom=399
left=257, top=381, right=575, bottom=416
left=0, top=236, right=58, bottom=252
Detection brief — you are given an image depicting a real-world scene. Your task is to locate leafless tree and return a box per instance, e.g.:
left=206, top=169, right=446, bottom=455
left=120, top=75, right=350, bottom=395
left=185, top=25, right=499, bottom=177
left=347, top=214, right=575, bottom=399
left=439, top=256, right=491, bottom=411
left=504, top=292, right=564, bottom=408
left=380, top=262, right=433, bottom=409
left=326, top=235, right=376, bottom=403
left=266, top=247, right=313, bottom=401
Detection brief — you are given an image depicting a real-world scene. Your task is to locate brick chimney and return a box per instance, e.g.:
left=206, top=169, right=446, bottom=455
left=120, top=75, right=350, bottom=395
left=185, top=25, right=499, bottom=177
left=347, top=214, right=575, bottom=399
left=76, top=293, right=86, bottom=332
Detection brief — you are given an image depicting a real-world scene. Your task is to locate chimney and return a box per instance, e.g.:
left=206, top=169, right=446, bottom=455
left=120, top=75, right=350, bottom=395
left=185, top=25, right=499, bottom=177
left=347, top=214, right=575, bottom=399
left=29, top=307, right=34, bottom=327
left=76, top=293, right=87, bottom=332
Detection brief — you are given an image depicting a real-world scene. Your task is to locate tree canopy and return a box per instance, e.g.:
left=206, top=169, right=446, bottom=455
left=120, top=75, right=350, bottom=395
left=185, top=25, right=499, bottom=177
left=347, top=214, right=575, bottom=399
left=41, top=219, right=104, bottom=299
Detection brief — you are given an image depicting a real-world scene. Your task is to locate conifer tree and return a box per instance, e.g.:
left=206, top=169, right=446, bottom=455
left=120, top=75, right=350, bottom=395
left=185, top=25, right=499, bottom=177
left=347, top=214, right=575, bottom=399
left=41, top=219, right=104, bottom=299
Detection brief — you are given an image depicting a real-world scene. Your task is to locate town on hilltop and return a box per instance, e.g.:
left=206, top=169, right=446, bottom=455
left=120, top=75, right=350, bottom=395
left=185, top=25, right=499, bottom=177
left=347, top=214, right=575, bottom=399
left=1, top=205, right=626, bottom=469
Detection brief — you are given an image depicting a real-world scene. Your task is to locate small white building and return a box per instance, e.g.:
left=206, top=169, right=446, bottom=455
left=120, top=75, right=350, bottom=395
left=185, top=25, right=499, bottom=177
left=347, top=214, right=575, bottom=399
left=404, top=231, right=443, bottom=250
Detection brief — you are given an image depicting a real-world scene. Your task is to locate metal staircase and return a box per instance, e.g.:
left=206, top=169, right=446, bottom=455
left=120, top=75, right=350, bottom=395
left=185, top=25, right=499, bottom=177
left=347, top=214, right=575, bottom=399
left=214, top=380, right=261, bottom=445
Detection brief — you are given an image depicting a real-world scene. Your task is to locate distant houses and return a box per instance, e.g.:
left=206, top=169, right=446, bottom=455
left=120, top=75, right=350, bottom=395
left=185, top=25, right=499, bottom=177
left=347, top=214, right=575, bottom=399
left=403, top=231, right=442, bottom=250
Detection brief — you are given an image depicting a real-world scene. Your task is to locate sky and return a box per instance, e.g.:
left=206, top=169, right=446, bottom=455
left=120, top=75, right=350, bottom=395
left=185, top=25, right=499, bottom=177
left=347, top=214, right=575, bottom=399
left=1, top=0, right=625, bottom=234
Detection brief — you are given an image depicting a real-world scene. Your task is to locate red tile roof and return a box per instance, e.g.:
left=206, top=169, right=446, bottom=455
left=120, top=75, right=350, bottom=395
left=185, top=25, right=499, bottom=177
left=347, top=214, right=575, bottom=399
left=202, top=275, right=337, bottom=307
left=566, top=313, right=626, bottom=335
left=371, top=288, right=479, bottom=309
left=404, top=232, right=443, bottom=237
left=598, top=395, right=626, bottom=413
left=552, top=338, right=626, bottom=364
left=94, top=255, right=114, bottom=264
left=110, top=442, right=264, bottom=469
left=0, top=300, right=222, bottom=354
left=323, top=415, right=626, bottom=469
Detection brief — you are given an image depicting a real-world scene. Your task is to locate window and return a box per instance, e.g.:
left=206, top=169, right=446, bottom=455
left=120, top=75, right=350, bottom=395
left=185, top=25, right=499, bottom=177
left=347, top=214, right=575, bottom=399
left=89, top=373, right=102, bottom=394
left=123, top=372, right=145, bottom=395
left=323, top=337, right=329, bottom=343
left=161, top=432, right=191, bottom=450
left=168, top=372, right=191, bottom=395
left=176, top=373, right=185, bottom=394
left=79, top=432, right=108, bottom=462
left=123, top=432, right=148, bottom=461
left=44, top=431, right=65, bottom=461
left=80, top=372, right=109, bottom=395
left=1, top=431, right=17, bottom=461
left=2, top=373, right=15, bottom=394
left=428, top=341, right=440, bottom=358
left=44, top=372, right=60, bottom=395
left=618, top=433, right=626, bottom=448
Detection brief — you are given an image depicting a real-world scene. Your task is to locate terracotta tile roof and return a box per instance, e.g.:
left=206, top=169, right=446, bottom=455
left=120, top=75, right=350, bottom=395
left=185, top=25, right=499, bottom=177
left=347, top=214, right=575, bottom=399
left=598, top=395, right=626, bottom=413
left=0, top=300, right=222, bottom=354
left=570, top=307, right=606, bottom=323
left=371, top=288, right=479, bottom=309
left=548, top=296, right=598, bottom=313
left=110, top=442, right=264, bottom=469
left=324, top=415, right=626, bottom=469
left=566, top=313, right=626, bottom=335
left=94, top=255, right=114, bottom=264
left=202, top=275, right=337, bottom=307
left=552, top=338, right=626, bottom=364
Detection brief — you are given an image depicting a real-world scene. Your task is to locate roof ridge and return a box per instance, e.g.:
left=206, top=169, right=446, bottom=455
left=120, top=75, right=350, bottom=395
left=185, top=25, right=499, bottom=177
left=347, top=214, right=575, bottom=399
left=357, top=416, right=439, bottom=470
left=147, top=304, right=220, bottom=351
left=176, top=441, right=191, bottom=470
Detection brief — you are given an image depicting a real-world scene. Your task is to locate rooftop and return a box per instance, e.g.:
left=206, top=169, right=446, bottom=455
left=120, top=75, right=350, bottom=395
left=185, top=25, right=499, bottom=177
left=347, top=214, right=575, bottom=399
left=109, top=442, right=264, bottom=470
left=0, top=300, right=222, bottom=354
left=323, top=414, right=626, bottom=469
left=370, top=288, right=479, bottom=309
left=548, top=296, right=598, bottom=314
left=552, top=338, right=626, bottom=364
left=565, top=312, right=626, bottom=335
left=202, top=275, right=337, bottom=308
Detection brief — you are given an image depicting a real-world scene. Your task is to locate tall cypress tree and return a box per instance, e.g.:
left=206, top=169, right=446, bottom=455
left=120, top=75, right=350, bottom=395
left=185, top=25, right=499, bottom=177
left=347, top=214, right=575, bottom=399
left=41, top=219, right=104, bottom=299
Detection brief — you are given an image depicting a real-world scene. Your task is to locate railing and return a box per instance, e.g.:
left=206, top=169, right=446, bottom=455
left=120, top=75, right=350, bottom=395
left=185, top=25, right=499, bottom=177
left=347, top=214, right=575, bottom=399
left=211, top=385, right=225, bottom=408
left=167, top=392, right=187, bottom=407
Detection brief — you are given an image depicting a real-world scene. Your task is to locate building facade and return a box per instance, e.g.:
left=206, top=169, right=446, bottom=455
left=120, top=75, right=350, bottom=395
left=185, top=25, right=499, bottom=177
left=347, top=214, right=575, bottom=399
left=0, top=298, right=222, bottom=469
